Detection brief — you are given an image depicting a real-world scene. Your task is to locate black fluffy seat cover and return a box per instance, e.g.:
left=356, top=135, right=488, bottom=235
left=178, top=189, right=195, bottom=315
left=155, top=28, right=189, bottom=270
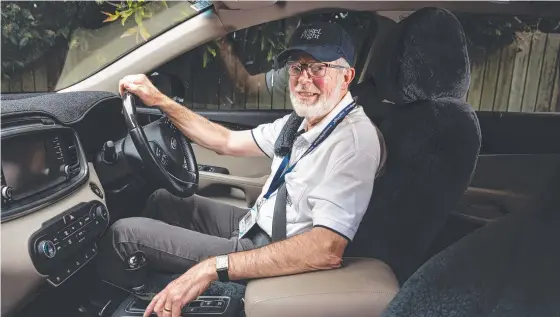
left=345, top=7, right=481, bottom=284
left=381, top=165, right=560, bottom=317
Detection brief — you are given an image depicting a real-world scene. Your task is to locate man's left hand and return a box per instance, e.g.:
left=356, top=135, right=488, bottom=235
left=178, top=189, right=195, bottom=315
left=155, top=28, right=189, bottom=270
left=143, top=259, right=217, bottom=317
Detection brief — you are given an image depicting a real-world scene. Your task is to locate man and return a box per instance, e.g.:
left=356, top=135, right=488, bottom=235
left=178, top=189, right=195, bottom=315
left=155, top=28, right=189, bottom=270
left=100, top=21, right=381, bottom=317
left=216, top=35, right=293, bottom=109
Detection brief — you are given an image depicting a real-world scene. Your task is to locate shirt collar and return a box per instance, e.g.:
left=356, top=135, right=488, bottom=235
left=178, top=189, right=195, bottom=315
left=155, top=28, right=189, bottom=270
left=297, top=91, right=355, bottom=143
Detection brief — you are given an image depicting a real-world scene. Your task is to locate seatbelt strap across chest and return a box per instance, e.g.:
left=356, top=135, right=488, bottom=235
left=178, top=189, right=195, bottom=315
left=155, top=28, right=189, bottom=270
left=269, top=101, right=357, bottom=242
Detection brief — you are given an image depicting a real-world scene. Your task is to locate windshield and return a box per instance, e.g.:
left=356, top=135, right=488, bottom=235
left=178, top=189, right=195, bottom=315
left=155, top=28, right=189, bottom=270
left=1, top=0, right=212, bottom=92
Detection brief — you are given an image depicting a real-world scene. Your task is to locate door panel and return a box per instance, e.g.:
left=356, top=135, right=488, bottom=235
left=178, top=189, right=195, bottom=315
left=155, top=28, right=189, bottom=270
left=193, top=145, right=271, bottom=207
left=137, top=107, right=287, bottom=208
left=428, top=112, right=560, bottom=259
left=454, top=112, right=560, bottom=224
left=455, top=154, right=560, bottom=224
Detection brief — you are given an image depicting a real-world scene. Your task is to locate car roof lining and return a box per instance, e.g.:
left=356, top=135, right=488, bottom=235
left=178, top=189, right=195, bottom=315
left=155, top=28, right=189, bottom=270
left=215, top=0, right=560, bottom=33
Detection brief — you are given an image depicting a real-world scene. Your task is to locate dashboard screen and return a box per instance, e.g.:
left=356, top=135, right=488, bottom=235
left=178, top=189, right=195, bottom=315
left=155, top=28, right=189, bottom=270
left=2, top=134, right=64, bottom=199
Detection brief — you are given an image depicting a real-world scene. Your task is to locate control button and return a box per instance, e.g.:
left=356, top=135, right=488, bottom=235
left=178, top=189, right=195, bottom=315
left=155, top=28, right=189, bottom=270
left=185, top=307, right=198, bottom=313
left=38, top=240, right=56, bottom=259
left=67, top=238, right=73, bottom=245
left=200, top=301, right=213, bottom=307
left=53, top=237, right=59, bottom=243
left=56, top=244, right=62, bottom=252
left=213, top=300, right=225, bottom=308
left=84, top=216, right=91, bottom=222
left=93, top=205, right=108, bottom=221
left=155, top=147, right=163, bottom=159
left=66, top=268, right=72, bottom=275
left=90, top=183, right=104, bottom=199
left=197, top=307, right=212, bottom=313
left=78, top=220, right=84, bottom=227
left=161, top=154, right=169, bottom=167
left=63, top=214, right=76, bottom=224
left=188, top=301, right=201, bottom=308
left=63, top=230, right=70, bottom=237
left=60, top=164, right=71, bottom=177
left=1, top=186, right=13, bottom=201
left=75, top=260, right=81, bottom=267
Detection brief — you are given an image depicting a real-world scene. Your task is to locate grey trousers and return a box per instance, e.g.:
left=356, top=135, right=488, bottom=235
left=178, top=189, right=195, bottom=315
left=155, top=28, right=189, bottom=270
left=97, top=189, right=257, bottom=288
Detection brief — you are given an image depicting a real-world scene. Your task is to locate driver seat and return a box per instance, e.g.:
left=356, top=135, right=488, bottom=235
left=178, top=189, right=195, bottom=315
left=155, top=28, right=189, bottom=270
left=243, top=7, right=481, bottom=317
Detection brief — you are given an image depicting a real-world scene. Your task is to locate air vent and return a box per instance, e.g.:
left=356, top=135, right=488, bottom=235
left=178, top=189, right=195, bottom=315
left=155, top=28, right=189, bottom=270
left=61, top=132, right=80, bottom=177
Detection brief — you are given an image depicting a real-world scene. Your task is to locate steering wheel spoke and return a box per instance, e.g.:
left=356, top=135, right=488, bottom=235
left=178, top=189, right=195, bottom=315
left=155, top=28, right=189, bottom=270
left=122, top=92, right=199, bottom=198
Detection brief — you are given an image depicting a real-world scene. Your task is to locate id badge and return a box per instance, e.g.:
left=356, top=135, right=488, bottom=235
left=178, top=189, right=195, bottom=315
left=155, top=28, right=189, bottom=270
left=238, top=206, right=259, bottom=239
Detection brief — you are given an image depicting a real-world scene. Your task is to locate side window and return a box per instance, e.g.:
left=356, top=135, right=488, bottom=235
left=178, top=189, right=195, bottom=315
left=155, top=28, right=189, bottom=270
left=152, top=10, right=377, bottom=111
left=455, top=13, right=560, bottom=113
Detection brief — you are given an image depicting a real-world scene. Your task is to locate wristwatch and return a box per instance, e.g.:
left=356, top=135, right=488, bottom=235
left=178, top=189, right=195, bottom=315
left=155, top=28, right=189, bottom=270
left=216, top=255, right=229, bottom=282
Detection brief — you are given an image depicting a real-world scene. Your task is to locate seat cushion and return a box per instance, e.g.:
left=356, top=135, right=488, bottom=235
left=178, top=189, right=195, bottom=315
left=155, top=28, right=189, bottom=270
left=244, top=258, right=399, bottom=317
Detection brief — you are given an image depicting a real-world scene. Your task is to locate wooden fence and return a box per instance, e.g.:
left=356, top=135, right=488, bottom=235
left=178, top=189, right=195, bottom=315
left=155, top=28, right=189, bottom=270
left=1, top=48, right=66, bottom=94
left=3, top=31, right=560, bottom=114
left=466, top=32, right=560, bottom=113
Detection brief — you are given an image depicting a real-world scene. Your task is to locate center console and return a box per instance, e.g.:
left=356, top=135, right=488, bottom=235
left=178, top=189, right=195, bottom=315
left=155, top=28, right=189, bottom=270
left=111, top=295, right=241, bottom=317
left=28, top=200, right=110, bottom=286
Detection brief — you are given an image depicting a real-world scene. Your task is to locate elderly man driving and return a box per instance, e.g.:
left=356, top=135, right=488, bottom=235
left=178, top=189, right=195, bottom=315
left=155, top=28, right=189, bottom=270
left=98, top=21, right=381, bottom=317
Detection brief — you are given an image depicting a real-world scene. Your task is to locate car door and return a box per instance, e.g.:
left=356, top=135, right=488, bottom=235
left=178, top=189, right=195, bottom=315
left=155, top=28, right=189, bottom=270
left=428, top=10, right=560, bottom=253
left=136, top=9, right=378, bottom=208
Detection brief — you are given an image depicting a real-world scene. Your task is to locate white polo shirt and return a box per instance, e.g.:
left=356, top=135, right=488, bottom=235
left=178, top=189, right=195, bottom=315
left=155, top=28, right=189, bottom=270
left=251, top=92, right=380, bottom=240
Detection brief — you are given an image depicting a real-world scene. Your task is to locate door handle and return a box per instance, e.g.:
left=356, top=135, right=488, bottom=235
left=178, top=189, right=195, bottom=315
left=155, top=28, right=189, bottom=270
left=198, top=172, right=268, bottom=206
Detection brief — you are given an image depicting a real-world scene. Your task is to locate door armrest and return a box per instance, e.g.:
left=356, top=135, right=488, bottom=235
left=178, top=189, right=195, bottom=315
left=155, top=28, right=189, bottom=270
left=244, top=257, right=399, bottom=317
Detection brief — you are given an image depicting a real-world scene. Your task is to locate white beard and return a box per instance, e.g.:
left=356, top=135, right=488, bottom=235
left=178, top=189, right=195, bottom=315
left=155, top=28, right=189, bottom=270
left=290, top=80, right=343, bottom=122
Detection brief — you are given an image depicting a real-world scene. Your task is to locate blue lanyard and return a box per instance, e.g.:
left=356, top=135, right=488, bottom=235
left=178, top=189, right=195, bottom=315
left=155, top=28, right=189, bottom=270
left=263, top=101, right=356, bottom=199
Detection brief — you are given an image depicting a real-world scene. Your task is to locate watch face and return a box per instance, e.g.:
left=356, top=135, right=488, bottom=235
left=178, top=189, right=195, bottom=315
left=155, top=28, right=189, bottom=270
left=216, top=255, right=228, bottom=270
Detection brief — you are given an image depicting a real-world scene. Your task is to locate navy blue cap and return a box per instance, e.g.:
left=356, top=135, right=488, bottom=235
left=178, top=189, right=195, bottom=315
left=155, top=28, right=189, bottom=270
left=276, top=22, right=355, bottom=66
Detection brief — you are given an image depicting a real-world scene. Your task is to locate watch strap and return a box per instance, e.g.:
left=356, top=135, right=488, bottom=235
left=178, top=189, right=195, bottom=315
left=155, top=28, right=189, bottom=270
left=216, top=255, right=230, bottom=282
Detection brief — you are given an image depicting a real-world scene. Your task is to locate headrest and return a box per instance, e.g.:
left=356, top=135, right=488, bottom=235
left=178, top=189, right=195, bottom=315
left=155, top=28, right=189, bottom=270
left=375, top=7, right=470, bottom=104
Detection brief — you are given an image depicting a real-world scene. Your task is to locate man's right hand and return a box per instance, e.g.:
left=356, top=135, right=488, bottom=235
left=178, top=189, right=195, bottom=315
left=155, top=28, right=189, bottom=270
left=118, top=74, right=265, bottom=158
left=119, top=74, right=169, bottom=107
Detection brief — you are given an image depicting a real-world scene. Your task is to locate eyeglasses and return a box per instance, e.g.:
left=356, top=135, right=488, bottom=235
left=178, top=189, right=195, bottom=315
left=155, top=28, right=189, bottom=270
left=286, top=61, right=348, bottom=78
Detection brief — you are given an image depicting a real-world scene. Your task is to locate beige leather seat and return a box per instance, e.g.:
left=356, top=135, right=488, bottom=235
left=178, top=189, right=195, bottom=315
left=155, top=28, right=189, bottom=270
left=244, top=258, right=399, bottom=317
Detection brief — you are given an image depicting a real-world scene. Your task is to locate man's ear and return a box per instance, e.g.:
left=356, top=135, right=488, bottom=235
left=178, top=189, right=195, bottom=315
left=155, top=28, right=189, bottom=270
left=343, top=68, right=356, bottom=88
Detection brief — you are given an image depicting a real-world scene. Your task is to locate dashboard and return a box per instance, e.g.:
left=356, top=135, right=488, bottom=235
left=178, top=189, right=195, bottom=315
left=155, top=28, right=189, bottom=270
left=0, top=93, right=123, bottom=316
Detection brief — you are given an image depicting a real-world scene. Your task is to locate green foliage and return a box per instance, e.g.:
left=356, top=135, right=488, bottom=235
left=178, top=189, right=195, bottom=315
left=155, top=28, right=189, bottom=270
left=1, top=1, right=92, bottom=79
left=98, top=0, right=169, bottom=42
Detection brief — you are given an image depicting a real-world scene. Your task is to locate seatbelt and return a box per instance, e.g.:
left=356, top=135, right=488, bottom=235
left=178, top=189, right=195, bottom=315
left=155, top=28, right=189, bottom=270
left=269, top=123, right=387, bottom=244
left=271, top=183, right=288, bottom=242
left=265, top=101, right=357, bottom=243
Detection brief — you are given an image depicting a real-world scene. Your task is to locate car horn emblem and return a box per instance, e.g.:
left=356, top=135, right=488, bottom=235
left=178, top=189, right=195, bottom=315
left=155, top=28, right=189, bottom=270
left=170, top=137, right=178, bottom=150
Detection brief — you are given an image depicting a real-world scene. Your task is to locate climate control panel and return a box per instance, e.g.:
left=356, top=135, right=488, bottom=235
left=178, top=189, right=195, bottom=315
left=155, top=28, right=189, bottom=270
left=28, top=200, right=110, bottom=286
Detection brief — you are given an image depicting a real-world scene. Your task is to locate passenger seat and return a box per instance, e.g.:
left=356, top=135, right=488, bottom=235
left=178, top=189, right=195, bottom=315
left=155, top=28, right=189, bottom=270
left=244, top=6, right=481, bottom=317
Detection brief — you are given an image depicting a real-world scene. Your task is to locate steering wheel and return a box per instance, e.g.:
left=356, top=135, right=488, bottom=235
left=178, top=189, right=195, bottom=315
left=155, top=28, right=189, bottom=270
left=121, top=91, right=198, bottom=198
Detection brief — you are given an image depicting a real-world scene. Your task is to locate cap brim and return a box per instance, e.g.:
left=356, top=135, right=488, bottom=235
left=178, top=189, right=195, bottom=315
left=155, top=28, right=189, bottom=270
left=276, top=45, right=342, bottom=65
